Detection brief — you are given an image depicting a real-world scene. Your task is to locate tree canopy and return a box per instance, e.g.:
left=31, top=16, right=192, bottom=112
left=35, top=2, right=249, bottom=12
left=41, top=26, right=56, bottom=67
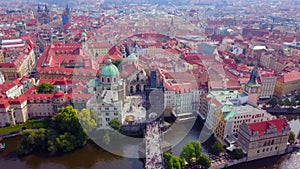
left=108, top=118, right=121, bottom=131
left=36, top=82, right=54, bottom=93
left=230, top=148, right=244, bottom=159
left=284, top=98, right=291, bottom=106
left=17, top=106, right=96, bottom=156
left=164, top=152, right=185, bottom=169
left=196, top=154, right=211, bottom=169
left=288, top=131, right=296, bottom=144
left=180, top=141, right=202, bottom=165
left=113, top=60, right=122, bottom=68
left=268, top=97, right=278, bottom=107
left=77, top=108, right=98, bottom=132
left=211, top=141, right=224, bottom=155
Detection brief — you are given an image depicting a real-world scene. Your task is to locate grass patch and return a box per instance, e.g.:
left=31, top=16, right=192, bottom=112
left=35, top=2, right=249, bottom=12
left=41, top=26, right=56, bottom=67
left=0, top=124, right=24, bottom=135
left=0, top=119, right=49, bottom=135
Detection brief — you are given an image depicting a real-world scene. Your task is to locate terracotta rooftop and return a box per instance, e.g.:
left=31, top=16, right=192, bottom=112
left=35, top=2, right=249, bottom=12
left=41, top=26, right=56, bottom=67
left=277, top=71, right=300, bottom=83
left=247, top=118, right=288, bottom=136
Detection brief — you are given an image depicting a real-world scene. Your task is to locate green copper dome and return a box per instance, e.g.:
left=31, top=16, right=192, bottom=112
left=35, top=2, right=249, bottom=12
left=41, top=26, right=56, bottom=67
left=81, top=32, right=87, bottom=37
left=127, top=53, right=137, bottom=60
left=100, top=59, right=119, bottom=76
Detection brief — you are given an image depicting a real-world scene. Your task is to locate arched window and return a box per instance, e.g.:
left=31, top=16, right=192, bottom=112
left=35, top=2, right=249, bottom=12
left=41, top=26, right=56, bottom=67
left=102, top=77, right=104, bottom=82
left=107, top=78, right=110, bottom=83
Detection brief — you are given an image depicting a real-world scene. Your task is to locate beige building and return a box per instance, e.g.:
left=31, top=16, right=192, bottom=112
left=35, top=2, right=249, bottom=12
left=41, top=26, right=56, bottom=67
left=258, top=69, right=277, bottom=99
left=0, top=86, right=92, bottom=127
left=87, top=59, right=126, bottom=129
left=88, top=41, right=111, bottom=57
left=237, top=118, right=290, bottom=161
left=275, top=71, right=300, bottom=97
left=259, top=53, right=287, bottom=72
left=0, top=38, right=37, bottom=81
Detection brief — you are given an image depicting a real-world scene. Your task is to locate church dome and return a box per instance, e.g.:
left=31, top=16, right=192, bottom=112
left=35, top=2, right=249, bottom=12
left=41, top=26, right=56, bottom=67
left=81, top=32, right=87, bottom=37
left=100, top=59, right=119, bottom=77
left=127, top=53, right=137, bottom=60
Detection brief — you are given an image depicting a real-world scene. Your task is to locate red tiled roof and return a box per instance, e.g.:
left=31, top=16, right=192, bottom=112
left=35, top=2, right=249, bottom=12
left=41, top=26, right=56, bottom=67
left=0, top=98, right=9, bottom=108
left=277, top=71, right=300, bottom=83
left=248, top=118, right=288, bottom=136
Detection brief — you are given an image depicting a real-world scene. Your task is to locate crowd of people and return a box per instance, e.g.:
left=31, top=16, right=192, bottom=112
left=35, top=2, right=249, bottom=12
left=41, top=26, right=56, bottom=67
left=145, top=121, right=164, bottom=169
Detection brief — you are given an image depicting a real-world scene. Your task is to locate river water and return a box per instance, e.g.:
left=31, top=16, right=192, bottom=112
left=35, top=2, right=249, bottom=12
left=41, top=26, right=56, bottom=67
left=0, top=116, right=299, bottom=169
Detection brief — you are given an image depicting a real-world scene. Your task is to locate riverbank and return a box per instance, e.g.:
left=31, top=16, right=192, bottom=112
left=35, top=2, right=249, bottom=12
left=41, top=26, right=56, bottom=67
left=0, top=136, right=144, bottom=169
left=0, top=116, right=299, bottom=169
left=210, top=152, right=296, bottom=169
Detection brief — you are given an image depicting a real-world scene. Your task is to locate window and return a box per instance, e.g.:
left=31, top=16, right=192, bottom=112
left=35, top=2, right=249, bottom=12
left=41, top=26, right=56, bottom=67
left=107, top=78, right=110, bottom=83
left=262, top=149, right=265, bottom=152
left=105, top=113, right=109, bottom=116
left=105, top=107, right=109, bottom=110
left=106, top=118, right=110, bottom=122
left=257, top=150, right=260, bottom=153
left=275, top=146, right=278, bottom=150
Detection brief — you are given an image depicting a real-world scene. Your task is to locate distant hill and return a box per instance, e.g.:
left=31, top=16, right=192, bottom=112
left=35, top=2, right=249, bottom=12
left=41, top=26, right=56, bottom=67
left=36, top=0, right=74, bottom=6
left=36, top=0, right=191, bottom=6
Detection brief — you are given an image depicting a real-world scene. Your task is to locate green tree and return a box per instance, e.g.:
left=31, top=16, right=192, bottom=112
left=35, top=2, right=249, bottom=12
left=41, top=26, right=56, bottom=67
left=180, top=143, right=195, bottom=164
left=172, top=156, right=184, bottom=169
left=17, top=128, right=48, bottom=155
left=36, top=82, right=54, bottom=93
left=290, top=99, right=297, bottom=107
left=17, top=106, right=91, bottom=155
left=284, top=98, right=291, bottom=106
left=180, top=141, right=202, bottom=165
left=268, top=97, right=278, bottom=107
left=190, top=141, right=202, bottom=159
left=77, top=109, right=98, bottom=132
left=288, top=131, right=296, bottom=144
left=108, top=118, right=121, bottom=131
left=211, top=141, right=224, bottom=155
left=52, top=106, right=88, bottom=148
left=56, top=132, right=76, bottom=152
left=279, top=99, right=284, bottom=106
left=164, top=152, right=174, bottom=169
left=113, top=60, right=122, bottom=67
left=230, top=148, right=244, bottom=159
left=196, top=154, right=211, bottom=169
left=164, top=152, right=185, bottom=169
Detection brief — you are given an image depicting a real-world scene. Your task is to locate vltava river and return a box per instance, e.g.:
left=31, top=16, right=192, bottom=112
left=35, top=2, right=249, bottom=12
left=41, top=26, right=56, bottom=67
left=0, top=116, right=299, bottom=169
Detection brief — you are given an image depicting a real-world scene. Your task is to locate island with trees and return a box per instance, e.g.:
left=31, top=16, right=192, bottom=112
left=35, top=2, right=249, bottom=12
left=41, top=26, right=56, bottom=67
left=17, top=106, right=98, bottom=155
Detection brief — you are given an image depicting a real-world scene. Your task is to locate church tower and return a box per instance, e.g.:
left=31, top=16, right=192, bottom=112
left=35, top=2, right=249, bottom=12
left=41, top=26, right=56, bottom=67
left=244, top=65, right=261, bottom=106
left=62, top=3, right=71, bottom=26
left=121, top=45, right=127, bottom=59
left=169, top=17, right=175, bottom=37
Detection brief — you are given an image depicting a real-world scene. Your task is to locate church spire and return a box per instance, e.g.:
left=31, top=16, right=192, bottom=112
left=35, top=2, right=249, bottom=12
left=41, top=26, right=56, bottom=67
left=66, top=3, right=70, bottom=15
left=247, top=64, right=258, bottom=86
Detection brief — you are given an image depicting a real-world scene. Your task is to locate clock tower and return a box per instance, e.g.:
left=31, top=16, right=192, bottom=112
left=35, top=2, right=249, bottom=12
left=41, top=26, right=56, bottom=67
left=244, top=65, right=261, bottom=106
